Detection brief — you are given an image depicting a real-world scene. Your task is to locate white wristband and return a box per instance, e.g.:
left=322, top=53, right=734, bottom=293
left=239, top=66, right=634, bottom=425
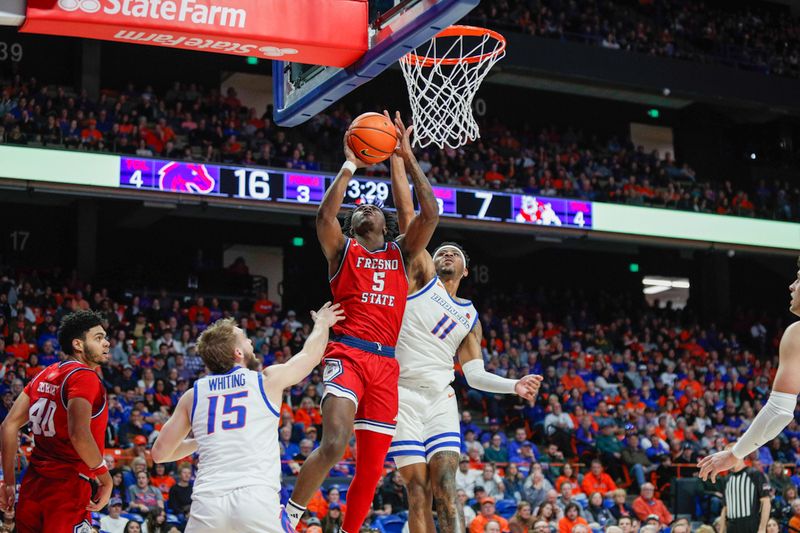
left=342, top=161, right=357, bottom=175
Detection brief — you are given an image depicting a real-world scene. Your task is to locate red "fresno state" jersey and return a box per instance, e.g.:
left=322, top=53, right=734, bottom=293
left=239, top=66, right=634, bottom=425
left=23, top=360, right=107, bottom=477
left=330, top=238, right=408, bottom=347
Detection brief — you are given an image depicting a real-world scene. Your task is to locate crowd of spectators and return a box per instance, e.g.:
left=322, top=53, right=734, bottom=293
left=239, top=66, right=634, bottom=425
left=466, top=0, right=800, bottom=79
left=0, top=262, right=796, bottom=532
left=1, top=75, right=799, bottom=223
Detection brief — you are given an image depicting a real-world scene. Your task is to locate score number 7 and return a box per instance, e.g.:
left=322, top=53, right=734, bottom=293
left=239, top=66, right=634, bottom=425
left=475, top=192, right=493, bottom=218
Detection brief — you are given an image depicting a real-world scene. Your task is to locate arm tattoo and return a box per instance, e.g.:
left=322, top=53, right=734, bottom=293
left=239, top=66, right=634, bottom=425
left=406, top=156, right=438, bottom=218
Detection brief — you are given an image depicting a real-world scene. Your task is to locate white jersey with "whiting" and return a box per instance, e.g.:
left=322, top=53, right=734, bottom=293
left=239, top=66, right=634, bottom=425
left=395, top=276, right=478, bottom=392
left=190, top=366, right=281, bottom=496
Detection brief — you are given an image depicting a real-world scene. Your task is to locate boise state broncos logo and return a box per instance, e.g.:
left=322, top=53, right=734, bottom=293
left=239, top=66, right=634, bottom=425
left=158, top=162, right=216, bottom=194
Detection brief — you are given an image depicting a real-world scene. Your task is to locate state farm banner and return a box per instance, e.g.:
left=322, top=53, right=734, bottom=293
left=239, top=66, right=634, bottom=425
left=21, top=0, right=368, bottom=67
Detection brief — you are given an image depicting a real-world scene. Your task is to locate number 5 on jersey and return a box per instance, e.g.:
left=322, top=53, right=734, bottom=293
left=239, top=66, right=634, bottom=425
left=372, top=272, right=385, bottom=292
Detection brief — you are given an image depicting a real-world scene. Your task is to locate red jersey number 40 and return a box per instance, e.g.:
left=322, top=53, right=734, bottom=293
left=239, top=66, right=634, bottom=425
left=29, top=398, right=57, bottom=437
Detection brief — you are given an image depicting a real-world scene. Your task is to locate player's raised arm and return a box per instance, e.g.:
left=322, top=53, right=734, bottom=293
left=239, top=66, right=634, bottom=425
left=387, top=112, right=415, bottom=235
left=151, top=389, right=198, bottom=464
left=457, top=318, right=543, bottom=399
left=0, top=391, right=29, bottom=510
left=699, top=321, right=800, bottom=482
left=317, top=133, right=369, bottom=267
left=262, top=302, right=345, bottom=405
left=393, top=112, right=439, bottom=260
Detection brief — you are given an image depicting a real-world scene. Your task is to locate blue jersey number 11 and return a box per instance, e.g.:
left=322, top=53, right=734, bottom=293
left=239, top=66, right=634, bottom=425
left=207, top=391, right=248, bottom=434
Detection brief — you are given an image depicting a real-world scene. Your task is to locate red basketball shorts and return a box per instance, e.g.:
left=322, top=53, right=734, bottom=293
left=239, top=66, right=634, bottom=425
left=322, top=342, right=399, bottom=435
left=17, top=468, right=94, bottom=533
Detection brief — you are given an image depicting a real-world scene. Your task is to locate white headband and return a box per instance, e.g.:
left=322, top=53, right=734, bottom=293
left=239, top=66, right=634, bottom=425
left=433, top=245, right=467, bottom=268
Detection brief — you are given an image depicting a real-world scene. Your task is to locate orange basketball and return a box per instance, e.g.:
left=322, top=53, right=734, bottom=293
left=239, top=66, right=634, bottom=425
left=347, top=112, right=398, bottom=165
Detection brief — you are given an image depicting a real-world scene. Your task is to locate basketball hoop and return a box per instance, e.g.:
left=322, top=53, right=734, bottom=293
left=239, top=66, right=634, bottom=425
left=399, top=25, right=506, bottom=149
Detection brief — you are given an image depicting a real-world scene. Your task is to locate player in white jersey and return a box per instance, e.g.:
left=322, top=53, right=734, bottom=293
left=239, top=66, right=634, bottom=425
left=388, top=154, right=543, bottom=533
left=699, top=259, right=800, bottom=482
left=151, top=302, right=344, bottom=533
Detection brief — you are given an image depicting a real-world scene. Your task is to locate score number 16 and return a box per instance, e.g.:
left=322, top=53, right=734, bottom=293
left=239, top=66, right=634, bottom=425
left=234, top=169, right=271, bottom=199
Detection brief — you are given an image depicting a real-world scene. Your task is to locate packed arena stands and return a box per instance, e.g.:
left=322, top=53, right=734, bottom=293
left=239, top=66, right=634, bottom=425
left=0, top=265, right=791, bottom=532
left=1, top=75, right=798, bottom=223
left=466, top=0, right=800, bottom=79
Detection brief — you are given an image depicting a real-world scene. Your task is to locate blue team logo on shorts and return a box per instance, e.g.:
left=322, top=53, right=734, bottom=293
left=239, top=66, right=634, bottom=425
left=323, top=359, right=343, bottom=382
left=73, top=520, right=92, bottom=533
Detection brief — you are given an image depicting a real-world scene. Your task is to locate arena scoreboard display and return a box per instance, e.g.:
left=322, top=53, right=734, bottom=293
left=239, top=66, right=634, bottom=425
left=2, top=146, right=798, bottom=251
left=117, top=156, right=593, bottom=228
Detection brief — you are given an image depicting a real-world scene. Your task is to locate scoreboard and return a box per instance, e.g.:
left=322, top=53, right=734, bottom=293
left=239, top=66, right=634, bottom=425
left=2, top=146, right=797, bottom=251
left=118, top=156, right=593, bottom=229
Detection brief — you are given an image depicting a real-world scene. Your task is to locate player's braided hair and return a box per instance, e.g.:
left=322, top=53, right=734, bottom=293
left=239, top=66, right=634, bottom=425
left=58, top=310, right=104, bottom=355
left=340, top=200, right=400, bottom=241
left=435, top=241, right=470, bottom=268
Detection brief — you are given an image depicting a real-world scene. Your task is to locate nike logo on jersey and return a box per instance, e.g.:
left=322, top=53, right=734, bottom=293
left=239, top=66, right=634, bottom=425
left=448, top=392, right=455, bottom=398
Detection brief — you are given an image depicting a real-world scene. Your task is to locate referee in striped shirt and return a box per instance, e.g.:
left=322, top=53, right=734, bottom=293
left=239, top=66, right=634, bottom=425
left=720, top=447, right=771, bottom=533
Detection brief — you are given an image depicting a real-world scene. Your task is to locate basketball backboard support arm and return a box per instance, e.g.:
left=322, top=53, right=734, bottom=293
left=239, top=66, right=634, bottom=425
left=272, top=0, right=479, bottom=127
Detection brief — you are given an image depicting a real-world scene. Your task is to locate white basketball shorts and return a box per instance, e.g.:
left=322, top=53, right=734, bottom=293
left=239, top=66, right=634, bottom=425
left=388, top=385, right=462, bottom=468
left=186, top=485, right=292, bottom=533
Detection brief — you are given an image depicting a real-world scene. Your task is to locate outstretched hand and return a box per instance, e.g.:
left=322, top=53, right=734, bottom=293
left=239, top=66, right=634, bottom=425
left=311, top=302, right=346, bottom=328
left=698, top=449, right=741, bottom=483
left=515, top=374, right=543, bottom=401
left=390, top=110, right=414, bottom=162
left=342, top=130, right=369, bottom=170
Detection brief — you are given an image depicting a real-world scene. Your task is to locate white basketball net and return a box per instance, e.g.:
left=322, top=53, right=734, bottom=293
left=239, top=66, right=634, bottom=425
left=400, top=27, right=506, bottom=149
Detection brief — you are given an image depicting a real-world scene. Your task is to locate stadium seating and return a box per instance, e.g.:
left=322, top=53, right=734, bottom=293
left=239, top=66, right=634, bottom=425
left=495, top=498, right=518, bottom=518
left=467, top=0, right=800, bottom=79
left=372, top=514, right=407, bottom=533
left=1, top=75, right=796, bottom=222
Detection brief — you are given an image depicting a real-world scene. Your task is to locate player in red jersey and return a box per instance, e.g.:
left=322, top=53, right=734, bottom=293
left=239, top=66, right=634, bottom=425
left=0, top=310, right=111, bottom=533
left=286, top=112, right=439, bottom=532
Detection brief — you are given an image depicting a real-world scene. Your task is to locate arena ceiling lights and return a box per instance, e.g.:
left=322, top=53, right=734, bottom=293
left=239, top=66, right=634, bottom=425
left=641, top=277, right=691, bottom=295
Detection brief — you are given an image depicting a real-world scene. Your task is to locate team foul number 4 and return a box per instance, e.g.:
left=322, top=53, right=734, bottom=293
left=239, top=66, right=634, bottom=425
left=207, top=391, right=248, bottom=434
left=29, top=398, right=57, bottom=437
